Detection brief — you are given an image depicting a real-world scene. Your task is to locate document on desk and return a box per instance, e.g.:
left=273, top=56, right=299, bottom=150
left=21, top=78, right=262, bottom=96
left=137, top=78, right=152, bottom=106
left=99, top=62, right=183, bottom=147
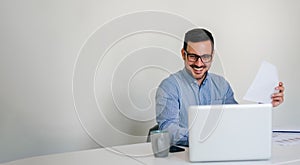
left=273, top=132, right=300, bottom=146
left=243, top=61, right=279, bottom=103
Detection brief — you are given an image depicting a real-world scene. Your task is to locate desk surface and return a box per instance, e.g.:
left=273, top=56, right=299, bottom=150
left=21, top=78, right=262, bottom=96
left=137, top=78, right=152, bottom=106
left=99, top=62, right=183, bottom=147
left=2, top=142, right=300, bottom=165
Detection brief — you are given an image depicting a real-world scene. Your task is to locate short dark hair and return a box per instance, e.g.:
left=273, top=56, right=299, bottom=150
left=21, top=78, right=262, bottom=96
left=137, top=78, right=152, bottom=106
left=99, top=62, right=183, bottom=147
left=183, top=28, right=214, bottom=52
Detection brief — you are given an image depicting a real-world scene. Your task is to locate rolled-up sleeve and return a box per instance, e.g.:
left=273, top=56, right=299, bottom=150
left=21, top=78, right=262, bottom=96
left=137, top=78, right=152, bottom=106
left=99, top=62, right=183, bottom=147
left=224, top=81, right=238, bottom=104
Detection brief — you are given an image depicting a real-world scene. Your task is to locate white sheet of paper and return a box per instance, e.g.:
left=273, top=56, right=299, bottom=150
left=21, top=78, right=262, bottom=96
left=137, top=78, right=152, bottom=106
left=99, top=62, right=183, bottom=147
left=243, top=61, right=279, bottom=103
left=273, top=132, right=300, bottom=146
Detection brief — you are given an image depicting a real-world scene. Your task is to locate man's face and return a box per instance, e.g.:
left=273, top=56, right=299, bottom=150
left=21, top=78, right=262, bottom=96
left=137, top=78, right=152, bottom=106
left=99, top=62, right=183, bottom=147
left=181, top=40, right=213, bottom=84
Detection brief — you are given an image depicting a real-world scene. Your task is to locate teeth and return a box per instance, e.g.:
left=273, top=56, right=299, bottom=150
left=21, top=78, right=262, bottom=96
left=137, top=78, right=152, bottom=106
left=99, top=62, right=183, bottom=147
left=194, top=67, right=202, bottom=71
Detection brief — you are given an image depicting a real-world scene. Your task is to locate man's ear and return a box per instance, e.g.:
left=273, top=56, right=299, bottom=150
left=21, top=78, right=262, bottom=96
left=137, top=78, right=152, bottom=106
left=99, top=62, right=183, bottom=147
left=181, top=48, right=186, bottom=60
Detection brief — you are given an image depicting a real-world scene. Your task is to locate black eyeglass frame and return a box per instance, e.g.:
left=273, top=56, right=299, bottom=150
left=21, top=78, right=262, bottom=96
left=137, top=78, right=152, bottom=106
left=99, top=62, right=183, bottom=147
left=184, top=50, right=212, bottom=63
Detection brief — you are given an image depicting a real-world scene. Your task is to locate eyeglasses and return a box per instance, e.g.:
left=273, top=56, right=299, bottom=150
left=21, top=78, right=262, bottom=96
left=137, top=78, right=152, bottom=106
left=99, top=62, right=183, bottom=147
left=184, top=51, right=212, bottom=63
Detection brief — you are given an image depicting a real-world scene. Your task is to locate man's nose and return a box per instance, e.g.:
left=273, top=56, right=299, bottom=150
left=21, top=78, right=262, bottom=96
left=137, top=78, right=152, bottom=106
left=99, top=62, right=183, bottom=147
left=194, top=57, right=204, bottom=66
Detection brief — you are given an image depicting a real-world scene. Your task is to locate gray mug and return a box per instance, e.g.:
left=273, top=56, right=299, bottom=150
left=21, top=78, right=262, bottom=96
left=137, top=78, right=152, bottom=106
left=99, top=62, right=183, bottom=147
left=150, top=130, right=170, bottom=157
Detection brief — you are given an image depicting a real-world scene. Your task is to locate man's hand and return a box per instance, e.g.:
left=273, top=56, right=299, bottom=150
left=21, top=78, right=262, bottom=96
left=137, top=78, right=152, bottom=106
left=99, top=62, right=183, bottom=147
left=271, top=82, right=285, bottom=107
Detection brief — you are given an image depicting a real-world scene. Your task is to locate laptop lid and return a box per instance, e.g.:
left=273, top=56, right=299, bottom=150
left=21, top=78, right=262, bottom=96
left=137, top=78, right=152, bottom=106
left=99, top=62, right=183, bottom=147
left=188, top=104, right=272, bottom=162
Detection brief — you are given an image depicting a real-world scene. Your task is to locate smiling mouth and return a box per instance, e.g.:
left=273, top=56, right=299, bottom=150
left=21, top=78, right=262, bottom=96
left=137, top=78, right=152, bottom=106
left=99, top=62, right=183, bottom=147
left=193, top=67, right=203, bottom=71
left=190, top=65, right=205, bottom=71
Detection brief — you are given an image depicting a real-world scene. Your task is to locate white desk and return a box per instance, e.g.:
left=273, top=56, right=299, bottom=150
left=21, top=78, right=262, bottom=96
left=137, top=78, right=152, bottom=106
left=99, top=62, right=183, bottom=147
left=2, top=143, right=300, bottom=165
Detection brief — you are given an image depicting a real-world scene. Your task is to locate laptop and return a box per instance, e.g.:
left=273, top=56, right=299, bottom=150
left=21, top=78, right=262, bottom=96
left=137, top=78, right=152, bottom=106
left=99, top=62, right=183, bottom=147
left=188, top=104, right=272, bottom=162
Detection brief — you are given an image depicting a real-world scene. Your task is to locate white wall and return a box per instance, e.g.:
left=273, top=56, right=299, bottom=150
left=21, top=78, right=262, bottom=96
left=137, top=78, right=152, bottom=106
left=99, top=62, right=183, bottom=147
left=0, top=0, right=299, bottom=163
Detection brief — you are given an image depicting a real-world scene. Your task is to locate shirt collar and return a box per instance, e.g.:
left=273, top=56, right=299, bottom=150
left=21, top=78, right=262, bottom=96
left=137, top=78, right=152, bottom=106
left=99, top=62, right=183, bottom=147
left=182, top=68, right=209, bottom=86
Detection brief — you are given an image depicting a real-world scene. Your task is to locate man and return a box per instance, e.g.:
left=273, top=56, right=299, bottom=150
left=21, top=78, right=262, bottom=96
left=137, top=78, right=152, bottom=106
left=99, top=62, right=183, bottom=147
left=155, top=28, right=285, bottom=146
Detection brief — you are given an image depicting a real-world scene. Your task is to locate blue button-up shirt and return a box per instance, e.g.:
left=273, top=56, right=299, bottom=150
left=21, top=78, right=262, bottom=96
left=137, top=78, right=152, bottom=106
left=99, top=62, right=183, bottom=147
left=155, top=68, right=238, bottom=146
